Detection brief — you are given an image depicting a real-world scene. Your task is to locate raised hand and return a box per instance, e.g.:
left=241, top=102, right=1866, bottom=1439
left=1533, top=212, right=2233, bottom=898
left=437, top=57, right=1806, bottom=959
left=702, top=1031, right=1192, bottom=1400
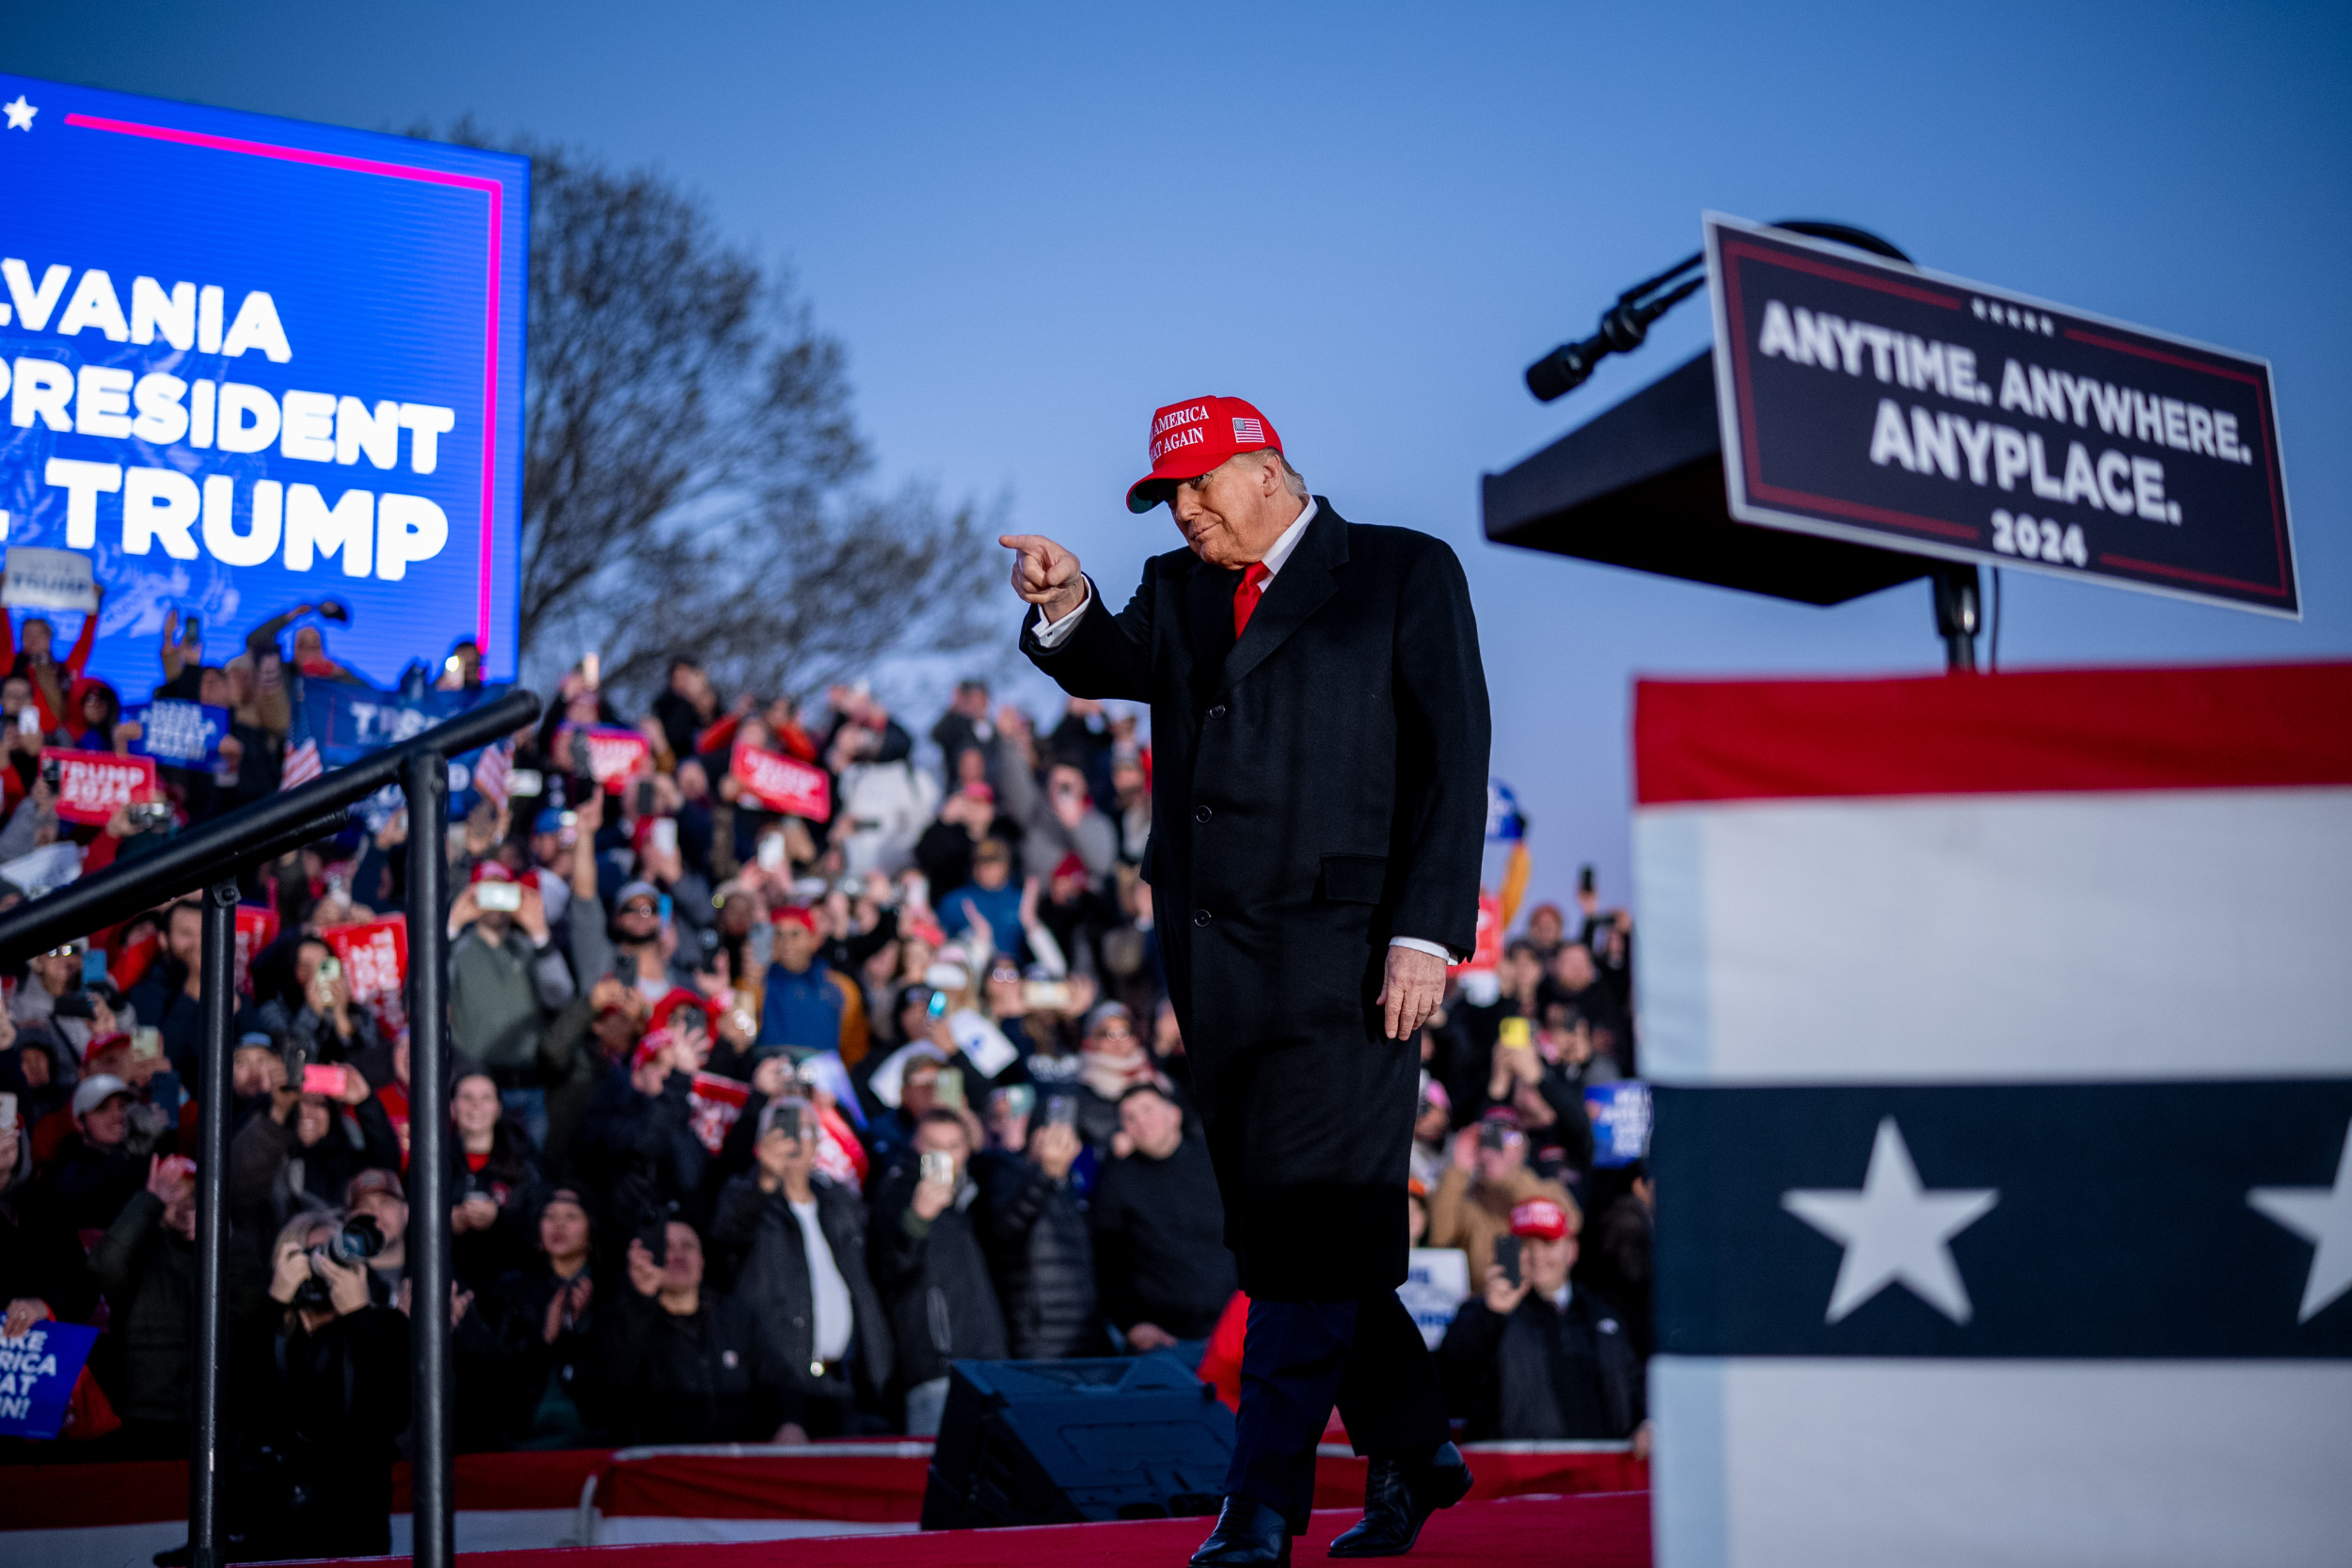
left=999, top=534, right=1087, bottom=623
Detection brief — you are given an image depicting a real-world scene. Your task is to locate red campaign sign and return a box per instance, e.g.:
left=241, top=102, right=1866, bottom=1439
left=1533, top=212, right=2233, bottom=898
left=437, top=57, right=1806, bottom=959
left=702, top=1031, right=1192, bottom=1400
left=1449, top=886, right=1504, bottom=974
left=325, top=915, right=409, bottom=1036
left=43, top=749, right=157, bottom=825
left=580, top=725, right=651, bottom=792
left=687, top=1071, right=749, bottom=1154
left=731, top=743, right=832, bottom=818
left=232, top=904, right=280, bottom=997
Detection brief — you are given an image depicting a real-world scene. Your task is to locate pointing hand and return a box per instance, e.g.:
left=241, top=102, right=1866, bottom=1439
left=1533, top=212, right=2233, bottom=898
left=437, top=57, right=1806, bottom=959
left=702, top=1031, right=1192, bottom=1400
left=1000, top=535, right=1087, bottom=624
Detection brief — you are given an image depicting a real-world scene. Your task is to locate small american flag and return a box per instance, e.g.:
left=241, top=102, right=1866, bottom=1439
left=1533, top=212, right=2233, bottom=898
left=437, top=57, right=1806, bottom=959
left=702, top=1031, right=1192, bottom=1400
left=1232, top=417, right=1264, bottom=446
left=472, top=738, right=513, bottom=810
left=279, top=676, right=323, bottom=790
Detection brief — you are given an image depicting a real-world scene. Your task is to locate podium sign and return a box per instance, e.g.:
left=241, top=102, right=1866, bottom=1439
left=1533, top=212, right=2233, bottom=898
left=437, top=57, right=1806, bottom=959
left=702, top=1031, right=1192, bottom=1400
left=1703, top=213, right=2296, bottom=617
left=1637, top=663, right=2352, bottom=1567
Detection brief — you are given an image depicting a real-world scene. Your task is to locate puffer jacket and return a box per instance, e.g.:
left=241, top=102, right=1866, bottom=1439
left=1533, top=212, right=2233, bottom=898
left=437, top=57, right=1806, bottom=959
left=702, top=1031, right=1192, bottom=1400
left=975, top=1148, right=1101, bottom=1359
left=866, top=1164, right=1006, bottom=1389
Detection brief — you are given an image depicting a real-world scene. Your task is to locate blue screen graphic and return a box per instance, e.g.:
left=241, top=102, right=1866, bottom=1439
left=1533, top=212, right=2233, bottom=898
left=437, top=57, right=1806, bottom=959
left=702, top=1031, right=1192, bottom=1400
left=0, top=72, right=526, bottom=692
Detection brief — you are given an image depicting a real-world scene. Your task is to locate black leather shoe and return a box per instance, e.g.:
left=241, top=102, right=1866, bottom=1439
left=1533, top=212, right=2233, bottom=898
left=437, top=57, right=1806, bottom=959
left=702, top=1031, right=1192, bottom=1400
left=1191, top=1494, right=1294, bottom=1565
left=1327, top=1442, right=1473, bottom=1558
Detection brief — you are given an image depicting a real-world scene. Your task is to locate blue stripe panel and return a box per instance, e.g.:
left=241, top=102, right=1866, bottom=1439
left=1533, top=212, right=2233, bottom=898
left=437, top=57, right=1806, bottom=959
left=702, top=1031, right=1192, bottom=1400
left=1654, top=1081, right=2352, bottom=1357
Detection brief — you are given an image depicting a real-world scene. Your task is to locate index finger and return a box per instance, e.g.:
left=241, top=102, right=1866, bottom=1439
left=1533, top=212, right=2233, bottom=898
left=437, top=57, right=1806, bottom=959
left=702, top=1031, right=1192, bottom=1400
left=997, top=534, right=1058, bottom=562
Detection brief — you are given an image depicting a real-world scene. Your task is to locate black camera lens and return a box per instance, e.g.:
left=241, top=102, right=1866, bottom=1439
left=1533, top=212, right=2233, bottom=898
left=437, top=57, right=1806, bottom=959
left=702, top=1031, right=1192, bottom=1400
left=332, top=1212, right=385, bottom=1262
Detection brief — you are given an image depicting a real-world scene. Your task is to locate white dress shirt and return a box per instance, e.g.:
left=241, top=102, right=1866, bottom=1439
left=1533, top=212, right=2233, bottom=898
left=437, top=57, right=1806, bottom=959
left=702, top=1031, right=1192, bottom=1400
left=1029, top=497, right=1454, bottom=963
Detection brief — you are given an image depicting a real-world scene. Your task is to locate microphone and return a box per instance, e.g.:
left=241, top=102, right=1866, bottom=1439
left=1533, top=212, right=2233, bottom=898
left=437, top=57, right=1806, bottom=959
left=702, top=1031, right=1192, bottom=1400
left=1523, top=221, right=1909, bottom=404
left=1523, top=270, right=1706, bottom=404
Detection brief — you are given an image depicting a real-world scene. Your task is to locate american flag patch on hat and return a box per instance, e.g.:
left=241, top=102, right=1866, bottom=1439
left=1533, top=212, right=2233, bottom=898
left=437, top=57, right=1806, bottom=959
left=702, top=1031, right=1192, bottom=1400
left=1232, top=417, right=1264, bottom=445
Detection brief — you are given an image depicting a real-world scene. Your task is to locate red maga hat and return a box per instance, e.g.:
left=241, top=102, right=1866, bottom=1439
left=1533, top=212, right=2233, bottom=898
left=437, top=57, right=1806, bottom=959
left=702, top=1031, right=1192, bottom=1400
left=1126, top=395, right=1281, bottom=513
left=1510, top=1198, right=1573, bottom=1241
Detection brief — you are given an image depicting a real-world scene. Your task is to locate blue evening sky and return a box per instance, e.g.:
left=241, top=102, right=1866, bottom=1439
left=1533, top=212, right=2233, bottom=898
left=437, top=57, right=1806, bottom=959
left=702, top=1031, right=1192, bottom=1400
left=10, top=2, right=2346, bottom=911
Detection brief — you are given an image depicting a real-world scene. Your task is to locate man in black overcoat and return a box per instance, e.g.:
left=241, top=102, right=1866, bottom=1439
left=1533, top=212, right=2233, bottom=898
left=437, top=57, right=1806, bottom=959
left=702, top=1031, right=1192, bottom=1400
left=1005, top=395, right=1491, bottom=1564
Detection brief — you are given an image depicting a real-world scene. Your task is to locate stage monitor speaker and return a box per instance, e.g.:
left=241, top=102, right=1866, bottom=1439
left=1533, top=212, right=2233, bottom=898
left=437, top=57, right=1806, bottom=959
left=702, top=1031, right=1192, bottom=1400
left=920, top=1353, right=1234, bottom=1530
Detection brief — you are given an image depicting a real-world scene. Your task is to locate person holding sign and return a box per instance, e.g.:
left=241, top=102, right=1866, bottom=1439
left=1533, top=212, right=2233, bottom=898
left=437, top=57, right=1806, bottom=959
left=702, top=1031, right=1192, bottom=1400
left=0, top=565, right=103, bottom=734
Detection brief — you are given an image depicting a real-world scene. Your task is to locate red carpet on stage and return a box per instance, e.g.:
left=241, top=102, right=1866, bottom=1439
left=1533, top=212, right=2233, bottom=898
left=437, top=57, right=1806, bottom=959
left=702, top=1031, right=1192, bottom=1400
left=446, top=1492, right=1649, bottom=1568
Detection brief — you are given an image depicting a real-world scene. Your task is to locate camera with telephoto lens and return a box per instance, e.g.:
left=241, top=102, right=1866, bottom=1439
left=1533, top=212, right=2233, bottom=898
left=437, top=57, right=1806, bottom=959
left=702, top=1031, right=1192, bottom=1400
left=329, top=1212, right=384, bottom=1262
left=293, top=1213, right=384, bottom=1308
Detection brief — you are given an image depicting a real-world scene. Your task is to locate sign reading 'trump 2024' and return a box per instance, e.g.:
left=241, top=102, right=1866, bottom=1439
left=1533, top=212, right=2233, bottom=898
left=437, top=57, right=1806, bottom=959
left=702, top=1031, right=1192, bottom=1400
left=1703, top=214, right=2296, bottom=618
left=0, top=72, right=527, bottom=689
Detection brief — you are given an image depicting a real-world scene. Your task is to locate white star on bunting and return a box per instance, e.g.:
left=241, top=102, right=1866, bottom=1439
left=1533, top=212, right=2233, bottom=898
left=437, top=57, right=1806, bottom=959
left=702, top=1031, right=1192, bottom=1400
left=2, top=96, right=36, bottom=132
left=1783, top=1117, right=1999, bottom=1324
left=2249, top=1124, right=2352, bottom=1323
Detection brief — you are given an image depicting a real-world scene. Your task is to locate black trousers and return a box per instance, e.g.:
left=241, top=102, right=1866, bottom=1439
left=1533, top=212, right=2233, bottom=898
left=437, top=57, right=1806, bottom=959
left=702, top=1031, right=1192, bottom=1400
left=1224, top=1291, right=1450, bottom=1531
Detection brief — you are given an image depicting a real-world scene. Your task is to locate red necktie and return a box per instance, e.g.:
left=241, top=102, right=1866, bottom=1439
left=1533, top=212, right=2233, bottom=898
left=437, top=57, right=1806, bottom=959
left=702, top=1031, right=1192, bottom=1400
left=1233, top=562, right=1271, bottom=639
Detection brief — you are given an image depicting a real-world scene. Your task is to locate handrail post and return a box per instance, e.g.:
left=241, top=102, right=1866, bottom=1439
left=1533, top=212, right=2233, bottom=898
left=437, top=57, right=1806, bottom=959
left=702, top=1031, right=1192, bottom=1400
left=190, top=878, right=238, bottom=1568
left=404, top=750, right=454, bottom=1568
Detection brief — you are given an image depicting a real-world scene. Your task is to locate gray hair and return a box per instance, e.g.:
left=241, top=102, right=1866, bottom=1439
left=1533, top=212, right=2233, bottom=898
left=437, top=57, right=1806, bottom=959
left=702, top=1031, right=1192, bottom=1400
left=1268, top=449, right=1309, bottom=499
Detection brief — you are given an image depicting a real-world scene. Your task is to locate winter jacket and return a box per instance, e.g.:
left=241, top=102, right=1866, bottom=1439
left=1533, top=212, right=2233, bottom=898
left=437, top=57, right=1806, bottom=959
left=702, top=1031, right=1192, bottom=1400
left=90, top=1188, right=196, bottom=1425
left=1436, top=1285, right=1644, bottom=1441
left=449, top=923, right=577, bottom=1076
left=1089, top=1132, right=1236, bottom=1339
left=573, top=1067, right=709, bottom=1243
left=36, top=1131, right=146, bottom=1232
left=453, top=1259, right=601, bottom=1450
left=975, top=1148, right=1102, bottom=1359
left=867, top=1164, right=1007, bottom=1389
left=709, top=1172, right=893, bottom=1410
left=226, top=1305, right=412, bottom=1561
left=594, top=1285, right=787, bottom=1444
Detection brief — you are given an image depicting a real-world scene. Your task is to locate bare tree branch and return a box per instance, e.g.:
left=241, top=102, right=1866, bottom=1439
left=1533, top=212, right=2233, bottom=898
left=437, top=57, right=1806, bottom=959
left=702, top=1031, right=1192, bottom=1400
left=415, top=123, right=995, bottom=704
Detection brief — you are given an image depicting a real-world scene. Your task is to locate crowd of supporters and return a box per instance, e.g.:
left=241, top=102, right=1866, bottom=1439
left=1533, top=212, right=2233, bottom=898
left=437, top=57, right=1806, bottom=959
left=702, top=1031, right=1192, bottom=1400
left=0, top=613, right=1652, bottom=1558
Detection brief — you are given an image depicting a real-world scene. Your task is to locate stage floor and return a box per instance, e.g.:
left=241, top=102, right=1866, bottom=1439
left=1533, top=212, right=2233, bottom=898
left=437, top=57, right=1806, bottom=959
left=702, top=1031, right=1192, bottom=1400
left=444, top=1493, right=1651, bottom=1568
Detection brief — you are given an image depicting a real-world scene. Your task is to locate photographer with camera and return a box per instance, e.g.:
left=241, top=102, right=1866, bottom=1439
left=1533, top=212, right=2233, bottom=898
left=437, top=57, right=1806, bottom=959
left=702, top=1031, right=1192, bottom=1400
left=227, top=1207, right=411, bottom=1560
left=709, top=1098, right=892, bottom=1437
left=1435, top=1197, right=1646, bottom=1450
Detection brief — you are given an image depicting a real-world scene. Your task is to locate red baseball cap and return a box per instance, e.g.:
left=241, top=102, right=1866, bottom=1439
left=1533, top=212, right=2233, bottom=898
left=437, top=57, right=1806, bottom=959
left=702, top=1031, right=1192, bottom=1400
left=1509, top=1198, right=1574, bottom=1241
left=1126, top=395, right=1282, bottom=513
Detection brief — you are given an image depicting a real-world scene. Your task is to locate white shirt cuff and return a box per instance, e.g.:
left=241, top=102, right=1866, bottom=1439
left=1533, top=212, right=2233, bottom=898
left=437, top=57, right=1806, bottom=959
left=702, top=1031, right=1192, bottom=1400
left=1028, top=578, right=1094, bottom=649
left=1390, top=935, right=1456, bottom=963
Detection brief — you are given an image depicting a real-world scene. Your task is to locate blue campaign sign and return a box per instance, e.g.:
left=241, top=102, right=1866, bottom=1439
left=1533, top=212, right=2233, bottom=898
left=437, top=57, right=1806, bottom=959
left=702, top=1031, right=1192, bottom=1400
left=1585, top=1081, right=1652, bottom=1167
left=0, top=1320, right=101, bottom=1439
left=0, top=72, right=527, bottom=694
left=303, top=676, right=512, bottom=811
left=1704, top=213, right=2296, bottom=617
left=124, top=698, right=228, bottom=766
